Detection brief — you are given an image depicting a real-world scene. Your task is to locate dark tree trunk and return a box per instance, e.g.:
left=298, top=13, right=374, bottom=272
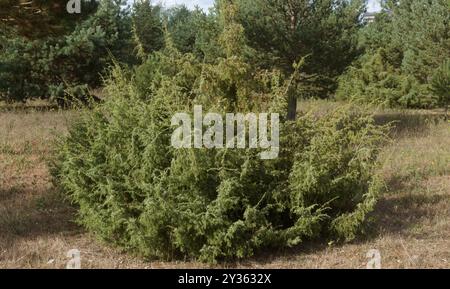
left=287, top=90, right=297, bottom=121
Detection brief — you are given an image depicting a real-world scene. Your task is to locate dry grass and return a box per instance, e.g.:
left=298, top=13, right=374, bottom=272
left=0, top=102, right=449, bottom=268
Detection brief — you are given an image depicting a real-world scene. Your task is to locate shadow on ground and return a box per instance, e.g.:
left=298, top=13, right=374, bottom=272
left=0, top=104, right=60, bottom=113
left=374, top=111, right=445, bottom=137
left=251, top=168, right=448, bottom=264
left=0, top=186, right=81, bottom=249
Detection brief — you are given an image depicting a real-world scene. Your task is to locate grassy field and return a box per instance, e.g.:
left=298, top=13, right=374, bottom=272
left=0, top=101, right=449, bottom=268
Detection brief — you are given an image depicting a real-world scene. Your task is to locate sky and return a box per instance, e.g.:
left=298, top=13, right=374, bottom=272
left=156, top=0, right=382, bottom=12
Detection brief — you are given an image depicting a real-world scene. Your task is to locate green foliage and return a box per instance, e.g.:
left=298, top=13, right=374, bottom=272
left=133, top=39, right=201, bottom=100
left=338, top=0, right=450, bottom=108
left=52, top=16, right=388, bottom=261
left=0, top=35, right=36, bottom=102
left=131, top=3, right=215, bottom=60
left=189, top=7, right=222, bottom=61
left=430, top=59, right=450, bottom=110
left=336, top=49, right=433, bottom=108
left=234, top=0, right=366, bottom=98
left=0, top=0, right=135, bottom=104
left=1, top=0, right=448, bottom=107
left=288, top=108, right=386, bottom=241
left=164, top=5, right=198, bottom=54
left=132, top=0, right=164, bottom=59
left=0, top=0, right=98, bottom=38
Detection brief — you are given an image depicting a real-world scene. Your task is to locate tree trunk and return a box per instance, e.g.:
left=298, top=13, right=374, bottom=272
left=287, top=90, right=297, bottom=121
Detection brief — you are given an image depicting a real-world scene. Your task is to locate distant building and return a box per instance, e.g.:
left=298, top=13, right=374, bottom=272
left=363, top=12, right=378, bottom=23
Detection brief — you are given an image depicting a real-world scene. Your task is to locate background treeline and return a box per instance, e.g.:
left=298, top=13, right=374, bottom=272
left=1, top=0, right=448, bottom=109
left=337, top=0, right=450, bottom=109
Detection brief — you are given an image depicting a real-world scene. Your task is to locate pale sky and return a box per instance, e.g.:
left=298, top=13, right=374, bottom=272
left=367, top=0, right=382, bottom=12
left=155, top=0, right=382, bottom=12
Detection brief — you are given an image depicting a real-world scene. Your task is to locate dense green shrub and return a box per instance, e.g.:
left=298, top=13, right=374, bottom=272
left=336, top=49, right=434, bottom=108
left=133, top=40, right=201, bottom=100
left=52, top=61, right=387, bottom=263
left=52, top=2, right=388, bottom=263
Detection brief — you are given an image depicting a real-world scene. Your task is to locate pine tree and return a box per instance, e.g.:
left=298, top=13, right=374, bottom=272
left=0, top=0, right=135, bottom=103
left=132, top=0, right=164, bottom=59
left=338, top=0, right=450, bottom=108
left=430, top=60, right=450, bottom=117
left=0, top=0, right=98, bottom=38
left=234, top=0, right=366, bottom=99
